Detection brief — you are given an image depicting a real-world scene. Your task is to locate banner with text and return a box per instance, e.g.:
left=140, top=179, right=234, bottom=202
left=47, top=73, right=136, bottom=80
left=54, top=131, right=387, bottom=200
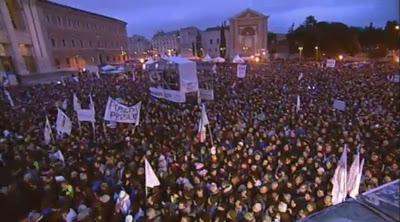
left=326, top=59, right=336, bottom=68
left=103, top=97, right=141, bottom=124
left=333, top=99, right=346, bottom=111
left=149, top=87, right=186, bottom=103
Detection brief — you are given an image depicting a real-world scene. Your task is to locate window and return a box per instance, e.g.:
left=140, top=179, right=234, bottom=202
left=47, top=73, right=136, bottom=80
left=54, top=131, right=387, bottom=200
left=46, top=15, right=50, bottom=23
left=210, top=39, right=213, bottom=44
left=62, top=39, right=66, bottom=47
left=217, top=38, right=220, bottom=44
left=51, top=38, right=56, bottom=47
left=80, top=40, right=83, bottom=48
left=89, top=41, right=92, bottom=47
left=66, top=57, right=70, bottom=65
left=57, top=16, right=61, bottom=25
left=71, top=40, right=75, bottom=47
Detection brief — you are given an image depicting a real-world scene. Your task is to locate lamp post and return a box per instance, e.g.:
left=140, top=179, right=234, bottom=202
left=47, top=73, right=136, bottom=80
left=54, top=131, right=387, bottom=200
left=314, top=46, right=319, bottom=61
left=298, top=46, right=303, bottom=62
left=395, top=25, right=399, bottom=30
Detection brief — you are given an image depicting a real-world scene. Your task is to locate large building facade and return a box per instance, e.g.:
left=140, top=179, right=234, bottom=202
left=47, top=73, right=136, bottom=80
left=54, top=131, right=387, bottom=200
left=0, top=0, right=127, bottom=76
left=149, top=9, right=269, bottom=60
left=229, top=9, right=269, bottom=58
left=128, top=35, right=151, bottom=59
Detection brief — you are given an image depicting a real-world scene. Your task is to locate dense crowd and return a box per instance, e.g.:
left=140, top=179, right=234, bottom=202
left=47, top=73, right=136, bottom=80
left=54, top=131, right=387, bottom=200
left=0, top=61, right=399, bottom=222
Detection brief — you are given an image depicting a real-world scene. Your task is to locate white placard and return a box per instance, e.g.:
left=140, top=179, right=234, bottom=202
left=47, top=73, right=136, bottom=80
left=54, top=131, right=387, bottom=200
left=326, top=59, right=336, bottom=68
left=103, top=97, right=141, bottom=124
left=56, top=109, right=72, bottom=135
left=333, top=99, right=346, bottom=111
left=199, top=88, right=214, bottom=100
left=237, top=64, right=247, bottom=78
left=77, top=109, right=95, bottom=122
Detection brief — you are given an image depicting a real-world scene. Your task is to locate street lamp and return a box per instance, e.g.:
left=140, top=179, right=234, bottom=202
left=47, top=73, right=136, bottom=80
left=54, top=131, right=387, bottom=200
left=395, top=25, right=399, bottom=30
left=314, top=46, right=319, bottom=61
left=298, top=46, right=303, bottom=62
left=338, top=55, right=343, bottom=61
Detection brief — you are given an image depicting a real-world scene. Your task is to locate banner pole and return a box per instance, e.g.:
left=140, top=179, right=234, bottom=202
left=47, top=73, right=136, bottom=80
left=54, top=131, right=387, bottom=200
left=208, top=125, right=214, bottom=147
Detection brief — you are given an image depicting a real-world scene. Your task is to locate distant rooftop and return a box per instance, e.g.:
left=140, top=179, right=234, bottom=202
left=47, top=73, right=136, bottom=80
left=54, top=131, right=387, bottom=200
left=41, top=0, right=127, bottom=24
left=205, top=26, right=230, bottom=32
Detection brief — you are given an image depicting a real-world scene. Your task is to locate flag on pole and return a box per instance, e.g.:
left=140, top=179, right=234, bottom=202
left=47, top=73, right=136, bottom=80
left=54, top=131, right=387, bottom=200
left=135, top=102, right=141, bottom=126
left=56, top=108, right=72, bottom=135
left=96, top=71, right=100, bottom=79
left=49, top=150, right=65, bottom=163
left=298, top=72, right=304, bottom=81
left=4, top=89, right=14, bottom=107
left=296, top=95, right=301, bottom=113
left=347, top=152, right=360, bottom=195
left=349, top=158, right=364, bottom=198
left=145, top=158, right=160, bottom=188
left=61, top=99, right=68, bottom=110
left=331, top=146, right=347, bottom=205
left=197, top=104, right=209, bottom=143
left=73, top=93, right=81, bottom=111
left=44, top=116, right=53, bottom=144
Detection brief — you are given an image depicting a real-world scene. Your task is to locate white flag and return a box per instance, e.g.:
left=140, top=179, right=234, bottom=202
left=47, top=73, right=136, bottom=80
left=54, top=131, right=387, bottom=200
left=296, top=95, right=301, bottom=113
left=73, top=76, right=79, bottom=82
left=298, top=72, right=304, bottom=81
left=349, top=158, right=364, bottom=198
left=56, top=108, right=72, bottom=135
left=44, top=116, right=52, bottom=144
left=50, top=150, right=65, bottom=163
left=96, top=71, right=100, bottom=79
left=4, top=89, right=14, bottom=107
left=73, top=93, right=81, bottom=111
left=212, top=64, right=217, bottom=74
left=145, top=158, right=160, bottom=188
left=61, top=99, right=68, bottom=110
left=347, top=152, right=360, bottom=195
left=331, top=146, right=347, bottom=205
left=196, top=104, right=209, bottom=143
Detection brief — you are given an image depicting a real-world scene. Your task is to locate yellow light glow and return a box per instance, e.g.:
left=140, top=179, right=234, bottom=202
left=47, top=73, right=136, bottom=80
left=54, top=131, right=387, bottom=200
left=298, top=46, right=303, bottom=51
left=255, top=57, right=260, bottom=63
left=139, top=58, right=144, bottom=63
left=396, top=25, right=400, bottom=30
left=250, top=55, right=255, bottom=59
left=338, top=55, right=343, bottom=60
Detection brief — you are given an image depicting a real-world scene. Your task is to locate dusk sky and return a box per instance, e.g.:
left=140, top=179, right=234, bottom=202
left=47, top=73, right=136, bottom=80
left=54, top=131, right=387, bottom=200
left=53, top=0, right=399, bottom=38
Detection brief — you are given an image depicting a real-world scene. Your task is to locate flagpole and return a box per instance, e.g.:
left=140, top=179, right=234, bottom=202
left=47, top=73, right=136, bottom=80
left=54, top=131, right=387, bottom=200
left=92, top=122, right=96, bottom=140
left=208, top=125, right=214, bottom=147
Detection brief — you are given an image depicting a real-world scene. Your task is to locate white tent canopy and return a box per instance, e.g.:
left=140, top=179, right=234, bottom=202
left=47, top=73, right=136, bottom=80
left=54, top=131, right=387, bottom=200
left=202, top=54, right=212, bottom=62
left=232, top=54, right=245, bottom=63
left=101, top=65, right=116, bottom=71
left=213, top=57, right=225, bottom=63
left=145, top=58, right=155, bottom=65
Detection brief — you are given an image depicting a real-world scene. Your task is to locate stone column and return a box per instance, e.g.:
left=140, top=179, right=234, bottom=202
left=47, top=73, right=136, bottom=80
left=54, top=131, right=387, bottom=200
left=0, top=0, right=29, bottom=75
left=22, top=0, right=53, bottom=73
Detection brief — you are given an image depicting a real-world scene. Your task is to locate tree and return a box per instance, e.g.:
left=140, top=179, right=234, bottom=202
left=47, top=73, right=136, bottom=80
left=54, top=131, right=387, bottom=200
left=219, top=23, right=227, bottom=58
left=384, top=21, right=400, bottom=50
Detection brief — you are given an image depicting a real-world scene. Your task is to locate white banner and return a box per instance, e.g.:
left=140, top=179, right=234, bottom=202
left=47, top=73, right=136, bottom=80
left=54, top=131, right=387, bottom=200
left=326, top=59, right=336, bottom=68
left=333, top=99, right=346, bottom=111
left=199, top=88, right=214, bottom=100
left=163, top=89, right=186, bottom=103
left=149, top=87, right=165, bottom=99
left=149, top=87, right=186, bottom=103
left=103, top=97, right=141, bottom=124
left=237, top=64, right=247, bottom=78
left=56, top=108, right=72, bottom=135
left=77, top=109, right=95, bottom=122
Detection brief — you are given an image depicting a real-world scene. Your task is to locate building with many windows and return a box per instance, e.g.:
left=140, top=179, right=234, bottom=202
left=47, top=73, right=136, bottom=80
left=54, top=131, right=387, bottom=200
left=201, top=26, right=230, bottom=58
left=151, top=31, right=180, bottom=56
left=128, top=35, right=151, bottom=59
left=0, top=0, right=128, bottom=76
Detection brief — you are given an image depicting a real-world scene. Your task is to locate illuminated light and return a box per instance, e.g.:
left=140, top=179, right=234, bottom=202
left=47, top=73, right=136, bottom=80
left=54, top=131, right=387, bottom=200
left=396, top=25, right=399, bottom=30
left=338, top=55, right=343, bottom=60
left=139, top=58, right=145, bottom=63
left=82, top=68, right=86, bottom=72
left=262, top=51, right=266, bottom=56
left=57, top=81, right=61, bottom=85
left=314, top=46, right=318, bottom=50
left=298, top=46, right=303, bottom=51
left=255, top=57, right=260, bottom=63
left=250, top=55, right=255, bottom=59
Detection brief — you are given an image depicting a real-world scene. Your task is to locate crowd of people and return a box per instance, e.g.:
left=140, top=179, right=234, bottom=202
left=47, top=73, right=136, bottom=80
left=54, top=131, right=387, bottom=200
left=0, top=60, right=399, bottom=222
